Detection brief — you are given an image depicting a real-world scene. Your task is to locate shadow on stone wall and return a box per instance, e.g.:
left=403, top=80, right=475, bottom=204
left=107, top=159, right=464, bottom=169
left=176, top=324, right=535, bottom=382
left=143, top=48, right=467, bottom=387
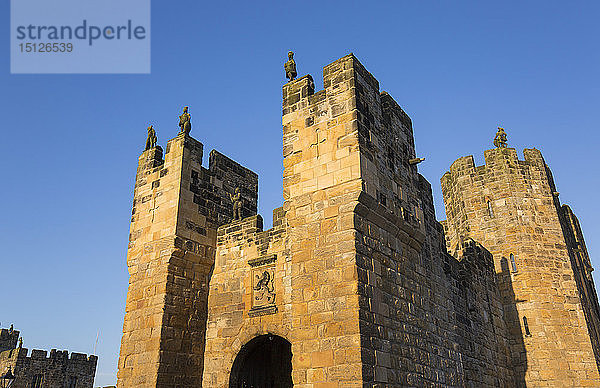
left=498, top=257, right=527, bottom=387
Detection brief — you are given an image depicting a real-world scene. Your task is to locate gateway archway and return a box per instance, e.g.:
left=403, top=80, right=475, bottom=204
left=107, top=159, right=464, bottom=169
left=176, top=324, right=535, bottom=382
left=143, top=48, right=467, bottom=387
left=229, top=334, right=292, bottom=388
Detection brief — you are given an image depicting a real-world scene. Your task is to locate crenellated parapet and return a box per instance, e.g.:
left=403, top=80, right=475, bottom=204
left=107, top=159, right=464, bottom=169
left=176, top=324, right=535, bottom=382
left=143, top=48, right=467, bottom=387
left=1, top=347, right=97, bottom=363
left=443, top=147, right=546, bottom=182
left=441, top=147, right=558, bottom=258
left=282, top=54, right=424, bottom=235
left=216, top=208, right=287, bottom=250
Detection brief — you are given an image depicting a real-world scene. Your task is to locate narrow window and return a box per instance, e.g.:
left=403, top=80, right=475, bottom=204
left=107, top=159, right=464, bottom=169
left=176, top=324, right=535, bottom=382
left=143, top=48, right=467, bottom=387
left=487, top=199, right=494, bottom=218
left=377, top=191, right=387, bottom=207
left=31, top=374, right=43, bottom=388
left=68, top=376, right=78, bottom=388
left=523, top=316, right=531, bottom=336
left=510, top=253, right=518, bottom=273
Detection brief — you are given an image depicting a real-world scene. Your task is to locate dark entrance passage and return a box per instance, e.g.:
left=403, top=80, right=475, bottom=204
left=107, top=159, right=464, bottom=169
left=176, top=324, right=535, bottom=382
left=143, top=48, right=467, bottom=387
left=229, top=334, right=293, bottom=388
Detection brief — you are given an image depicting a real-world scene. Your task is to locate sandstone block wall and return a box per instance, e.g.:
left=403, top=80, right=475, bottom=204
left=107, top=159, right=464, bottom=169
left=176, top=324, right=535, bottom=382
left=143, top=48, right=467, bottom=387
left=280, top=55, right=366, bottom=387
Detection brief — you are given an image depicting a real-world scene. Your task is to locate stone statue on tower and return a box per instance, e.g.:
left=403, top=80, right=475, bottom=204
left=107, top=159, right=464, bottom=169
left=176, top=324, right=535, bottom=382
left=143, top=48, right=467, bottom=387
left=179, top=106, right=192, bottom=135
left=230, top=187, right=243, bottom=220
left=284, top=51, right=297, bottom=81
left=493, top=127, right=508, bottom=148
left=145, top=125, right=157, bottom=150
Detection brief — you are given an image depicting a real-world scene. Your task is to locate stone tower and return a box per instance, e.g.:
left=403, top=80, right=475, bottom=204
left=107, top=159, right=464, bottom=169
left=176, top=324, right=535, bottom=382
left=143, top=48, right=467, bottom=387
left=441, top=141, right=600, bottom=386
left=201, top=54, right=513, bottom=387
left=117, top=133, right=258, bottom=387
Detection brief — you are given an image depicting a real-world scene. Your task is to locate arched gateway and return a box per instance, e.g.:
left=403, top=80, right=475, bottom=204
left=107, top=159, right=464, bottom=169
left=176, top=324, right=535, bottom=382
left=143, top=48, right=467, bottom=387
left=229, top=335, right=292, bottom=388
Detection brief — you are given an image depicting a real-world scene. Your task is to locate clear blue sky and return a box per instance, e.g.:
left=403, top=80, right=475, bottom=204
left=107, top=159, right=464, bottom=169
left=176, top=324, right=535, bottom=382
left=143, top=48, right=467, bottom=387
left=1, top=1, right=598, bottom=386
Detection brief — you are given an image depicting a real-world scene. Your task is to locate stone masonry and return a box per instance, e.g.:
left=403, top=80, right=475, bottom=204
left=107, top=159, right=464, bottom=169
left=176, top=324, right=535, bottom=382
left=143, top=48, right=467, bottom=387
left=118, top=54, right=600, bottom=387
left=0, top=326, right=97, bottom=388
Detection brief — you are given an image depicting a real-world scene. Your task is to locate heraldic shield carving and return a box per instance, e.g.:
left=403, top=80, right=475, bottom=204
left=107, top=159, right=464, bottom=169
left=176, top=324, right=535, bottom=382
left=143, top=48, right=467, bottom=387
left=248, top=255, right=277, bottom=317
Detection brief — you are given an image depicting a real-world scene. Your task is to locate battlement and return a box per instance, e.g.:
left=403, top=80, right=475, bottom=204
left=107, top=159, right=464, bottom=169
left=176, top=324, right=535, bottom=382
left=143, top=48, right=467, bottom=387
left=281, top=54, right=425, bottom=238
left=282, top=54, right=412, bottom=139
left=441, top=145, right=559, bottom=259
left=218, top=214, right=264, bottom=238
left=129, top=134, right=258, bottom=247
left=283, top=54, right=411, bottom=134
left=443, top=147, right=546, bottom=179
left=2, top=347, right=97, bottom=362
left=216, top=207, right=287, bottom=254
left=0, top=328, right=19, bottom=337
left=441, top=238, right=500, bottom=306
left=282, top=54, right=380, bottom=118
left=453, top=238, right=495, bottom=269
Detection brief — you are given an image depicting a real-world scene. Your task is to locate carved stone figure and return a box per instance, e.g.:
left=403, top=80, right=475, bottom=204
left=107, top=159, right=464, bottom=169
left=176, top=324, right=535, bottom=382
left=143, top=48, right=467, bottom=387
left=230, top=187, right=243, bottom=220
left=493, top=127, right=508, bottom=148
left=179, top=106, right=191, bottom=135
left=9, top=325, right=13, bottom=334
left=18, top=337, right=22, bottom=348
left=284, top=51, right=297, bottom=81
left=254, top=271, right=273, bottom=293
left=145, top=125, right=157, bottom=150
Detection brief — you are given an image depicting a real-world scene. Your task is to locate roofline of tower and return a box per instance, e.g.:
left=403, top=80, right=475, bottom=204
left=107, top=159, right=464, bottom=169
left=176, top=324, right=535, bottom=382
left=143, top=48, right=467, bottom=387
left=441, top=146, right=545, bottom=180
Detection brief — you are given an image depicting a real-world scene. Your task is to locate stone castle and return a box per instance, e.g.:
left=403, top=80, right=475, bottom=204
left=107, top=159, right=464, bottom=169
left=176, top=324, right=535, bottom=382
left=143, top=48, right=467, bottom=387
left=0, top=326, right=97, bottom=387
left=116, top=54, right=600, bottom=387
